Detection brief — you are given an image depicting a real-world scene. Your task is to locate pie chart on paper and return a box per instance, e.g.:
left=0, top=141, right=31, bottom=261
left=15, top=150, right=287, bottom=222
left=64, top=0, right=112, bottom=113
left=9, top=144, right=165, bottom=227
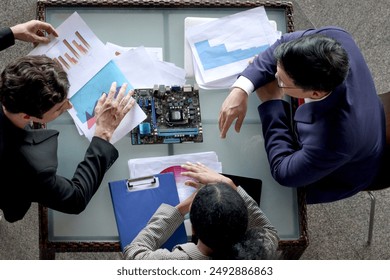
left=160, top=165, right=196, bottom=202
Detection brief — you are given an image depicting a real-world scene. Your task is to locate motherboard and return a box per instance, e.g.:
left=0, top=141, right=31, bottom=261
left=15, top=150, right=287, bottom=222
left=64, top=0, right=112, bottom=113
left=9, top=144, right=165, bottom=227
left=131, top=84, right=203, bottom=145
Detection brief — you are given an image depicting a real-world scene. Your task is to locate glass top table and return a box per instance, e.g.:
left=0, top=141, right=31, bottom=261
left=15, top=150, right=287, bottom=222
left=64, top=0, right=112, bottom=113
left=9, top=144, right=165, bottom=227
left=37, top=0, right=314, bottom=260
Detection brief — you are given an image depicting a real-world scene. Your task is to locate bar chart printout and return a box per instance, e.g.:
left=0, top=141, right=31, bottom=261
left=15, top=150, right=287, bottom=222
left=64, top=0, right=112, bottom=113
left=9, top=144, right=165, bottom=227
left=29, top=12, right=112, bottom=98
left=28, top=12, right=146, bottom=143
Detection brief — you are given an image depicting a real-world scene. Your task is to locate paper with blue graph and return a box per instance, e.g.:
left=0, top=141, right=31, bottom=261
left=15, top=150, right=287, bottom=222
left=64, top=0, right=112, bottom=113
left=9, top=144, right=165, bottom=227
left=185, top=7, right=281, bottom=89
left=67, top=60, right=146, bottom=143
left=28, top=12, right=147, bottom=143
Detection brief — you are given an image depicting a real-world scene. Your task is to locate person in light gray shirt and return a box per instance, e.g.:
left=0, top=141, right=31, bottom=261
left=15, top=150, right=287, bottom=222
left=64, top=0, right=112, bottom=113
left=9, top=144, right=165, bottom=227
left=124, top=162, right=279, bottom=260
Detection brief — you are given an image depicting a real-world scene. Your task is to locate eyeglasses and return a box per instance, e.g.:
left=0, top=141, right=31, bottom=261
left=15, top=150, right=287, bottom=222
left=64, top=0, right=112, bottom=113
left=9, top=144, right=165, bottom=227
left=275, top=74, right=299, bottom=89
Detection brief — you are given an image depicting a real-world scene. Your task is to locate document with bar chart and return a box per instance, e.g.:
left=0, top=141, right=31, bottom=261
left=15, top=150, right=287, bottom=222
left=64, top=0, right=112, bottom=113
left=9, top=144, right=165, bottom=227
left=29, top=12, right=146, bottom=143
left=29, top=12, right=112, bottom=98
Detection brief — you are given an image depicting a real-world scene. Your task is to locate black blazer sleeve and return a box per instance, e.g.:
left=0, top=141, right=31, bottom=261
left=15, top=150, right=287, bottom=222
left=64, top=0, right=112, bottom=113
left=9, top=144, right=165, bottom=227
left=21, top=132, right=119, bottom=215
left=2, top=125, right=119, bottom=223
left=0, top=27, right=15, bottom=51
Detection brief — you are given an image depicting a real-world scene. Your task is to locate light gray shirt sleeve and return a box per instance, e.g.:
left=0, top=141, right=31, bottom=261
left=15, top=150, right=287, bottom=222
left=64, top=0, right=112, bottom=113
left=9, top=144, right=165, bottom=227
left=237, top=186, right=280, bottom=250
left=123, top=204, right=208, bottom=260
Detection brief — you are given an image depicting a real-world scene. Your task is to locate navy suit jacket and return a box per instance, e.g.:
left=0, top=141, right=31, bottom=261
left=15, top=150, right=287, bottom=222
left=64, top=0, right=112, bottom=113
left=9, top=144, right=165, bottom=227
left=241, top=26, right=385, bottom=203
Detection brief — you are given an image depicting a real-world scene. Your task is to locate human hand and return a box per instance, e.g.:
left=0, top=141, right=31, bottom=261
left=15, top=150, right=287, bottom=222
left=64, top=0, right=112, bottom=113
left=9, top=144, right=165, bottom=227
left=255, top=80, right=284, bottom=102
left=175, top=190, right=197, bottom=216
left=218, top=87, right=248, bottom=139
left=94, top=82, right=135, bottom=142
left=181, top=162, right=236, bottom=190
left=10, top=20, right=58, bottom=44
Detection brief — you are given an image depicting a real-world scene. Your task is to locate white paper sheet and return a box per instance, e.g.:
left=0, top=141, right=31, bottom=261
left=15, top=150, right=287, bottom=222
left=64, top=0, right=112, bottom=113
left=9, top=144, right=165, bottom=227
left=112, top=45, right=186, bottom=88
left=106, top=42, right=163, bottom=61
left=29, top=12, right=111, bottom=98
left=128, top=151, right=222, bottom=202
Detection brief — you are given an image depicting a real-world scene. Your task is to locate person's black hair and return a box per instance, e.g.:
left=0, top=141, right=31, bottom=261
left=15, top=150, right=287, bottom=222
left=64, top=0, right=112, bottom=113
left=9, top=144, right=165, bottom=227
left=232, top=227, right=281, bottom=259
left=0, top=55, right=69, bottom=118
left=190, top=182, right=278, bottom=259
left=190, top=183, right=247, bottom=259
left=274, top=34, right=349, bottom=92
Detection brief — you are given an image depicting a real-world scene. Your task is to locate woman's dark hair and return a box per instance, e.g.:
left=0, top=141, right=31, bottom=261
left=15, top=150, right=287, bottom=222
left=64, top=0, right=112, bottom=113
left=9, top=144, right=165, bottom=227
left=190, top=182, right=278, bottom=259
left=0, top=55, right=69, bottom=118
left=190, top=183, right=247, bottom=259
left=232, top=227, right=281, bottom=260
left=274, top=34, right=349, bottom=92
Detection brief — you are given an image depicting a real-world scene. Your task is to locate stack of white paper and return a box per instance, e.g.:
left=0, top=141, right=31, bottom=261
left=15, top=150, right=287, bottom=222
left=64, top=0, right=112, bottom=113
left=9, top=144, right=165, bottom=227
left=184, top=7, right=281, bottom=90
left=109, top=44, right=186, bottom=89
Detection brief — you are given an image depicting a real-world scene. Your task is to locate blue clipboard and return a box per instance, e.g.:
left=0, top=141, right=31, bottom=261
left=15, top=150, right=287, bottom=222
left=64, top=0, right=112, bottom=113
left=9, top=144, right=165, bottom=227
left=109, top=172, right=187, bottom=251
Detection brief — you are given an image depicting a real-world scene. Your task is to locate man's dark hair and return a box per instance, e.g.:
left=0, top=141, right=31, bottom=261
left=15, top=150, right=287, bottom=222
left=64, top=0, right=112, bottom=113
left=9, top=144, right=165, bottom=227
left=190, top=182, right=278, bottom=259
left=0, top=55, right=69, bottom=118
left=274, top=34, right=349, bottom=92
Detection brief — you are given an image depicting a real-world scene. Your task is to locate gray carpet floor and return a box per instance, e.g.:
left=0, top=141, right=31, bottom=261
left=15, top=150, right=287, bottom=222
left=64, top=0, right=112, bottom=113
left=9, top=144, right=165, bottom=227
left=1, top=0, right=389, bottom=260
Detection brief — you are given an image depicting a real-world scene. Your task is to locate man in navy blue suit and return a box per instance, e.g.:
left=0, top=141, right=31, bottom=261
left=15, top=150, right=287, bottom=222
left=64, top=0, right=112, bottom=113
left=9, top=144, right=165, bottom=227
left=218, top=27, right=385, bottom=203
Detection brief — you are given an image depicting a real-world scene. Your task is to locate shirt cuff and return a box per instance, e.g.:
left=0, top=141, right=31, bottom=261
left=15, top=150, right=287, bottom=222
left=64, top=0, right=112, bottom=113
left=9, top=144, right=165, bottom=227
left=231, top=76, right=255, bottom=96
